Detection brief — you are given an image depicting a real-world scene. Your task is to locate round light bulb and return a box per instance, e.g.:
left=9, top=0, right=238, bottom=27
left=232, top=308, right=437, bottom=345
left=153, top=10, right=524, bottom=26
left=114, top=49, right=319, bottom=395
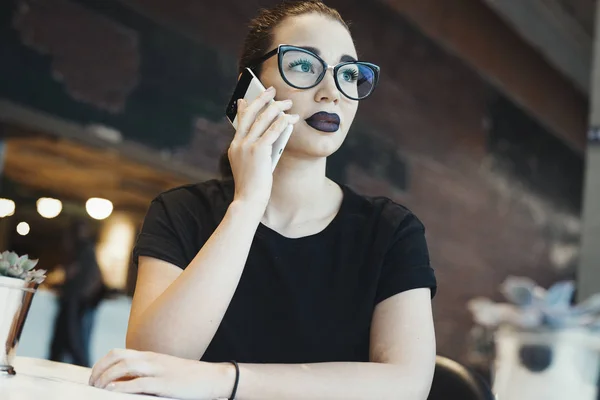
left=86, top=198, right=113, bottom=220
left=0, top=198, right=15, bottom=218
left=16, top=222, right=30, bottom=236
left=36, top=197, right=62, bottom=219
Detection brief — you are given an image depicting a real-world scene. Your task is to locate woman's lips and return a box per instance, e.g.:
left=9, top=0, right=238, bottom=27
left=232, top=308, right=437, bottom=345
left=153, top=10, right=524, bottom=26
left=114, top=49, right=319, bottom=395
left=305, top=112, right=341, bottom=133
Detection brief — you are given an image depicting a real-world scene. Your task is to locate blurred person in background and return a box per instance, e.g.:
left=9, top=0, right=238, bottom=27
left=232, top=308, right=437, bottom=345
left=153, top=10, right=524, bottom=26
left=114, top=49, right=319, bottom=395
left=49, top=219, right=105, bottom=367
left=90, top=1, right=437, bottom=399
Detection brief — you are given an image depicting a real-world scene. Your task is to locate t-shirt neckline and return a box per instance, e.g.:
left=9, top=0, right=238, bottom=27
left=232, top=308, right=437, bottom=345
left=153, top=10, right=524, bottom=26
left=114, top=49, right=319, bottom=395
left=256, top=184, right=351, bottom=242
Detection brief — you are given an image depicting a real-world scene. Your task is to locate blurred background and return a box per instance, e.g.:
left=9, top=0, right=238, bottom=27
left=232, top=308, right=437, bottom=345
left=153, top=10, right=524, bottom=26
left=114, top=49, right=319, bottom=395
left=1, top=0, right=598, bottom=376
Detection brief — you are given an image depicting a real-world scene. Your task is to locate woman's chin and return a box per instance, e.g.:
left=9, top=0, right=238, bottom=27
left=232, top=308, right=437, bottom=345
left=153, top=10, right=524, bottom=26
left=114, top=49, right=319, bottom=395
left=283, top=143, right=343, bottom=161
left=284, top=130, right=346, bottom=159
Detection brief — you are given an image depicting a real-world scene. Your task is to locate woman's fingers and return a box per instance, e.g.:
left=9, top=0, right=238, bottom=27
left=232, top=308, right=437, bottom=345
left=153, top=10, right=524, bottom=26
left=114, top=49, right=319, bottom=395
left=258, top=113, right=300, bottom=146
left=245, top=100, right=293, bottom=141
left=233, top=87, right=276, bottom=140
left=89, top=349, right=154, bottom=388
left=94, top=358, right=158, bottom=389
left=106, top=377, right=164, bottom=396
left=89, top=348, right=130, bottom=385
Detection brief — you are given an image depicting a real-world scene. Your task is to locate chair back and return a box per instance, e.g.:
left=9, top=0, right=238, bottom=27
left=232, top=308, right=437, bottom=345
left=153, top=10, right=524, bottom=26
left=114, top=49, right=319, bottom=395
left=427, top=355, right=494, bottom=400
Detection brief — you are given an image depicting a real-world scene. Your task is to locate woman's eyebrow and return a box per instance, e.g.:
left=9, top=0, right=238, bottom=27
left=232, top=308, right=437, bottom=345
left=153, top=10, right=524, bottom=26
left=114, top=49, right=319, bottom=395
left=298, top=45, right=320, bottom=54
left=298, top=46, right=357, bottom=63
left=340, top=54, right=357, bottom=62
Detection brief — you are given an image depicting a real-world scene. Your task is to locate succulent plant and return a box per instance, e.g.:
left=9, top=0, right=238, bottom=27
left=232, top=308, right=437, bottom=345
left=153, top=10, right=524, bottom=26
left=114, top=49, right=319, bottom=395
left=0, top=250, right=46, bottom=284
left=468, top=276, right=600, bottom=331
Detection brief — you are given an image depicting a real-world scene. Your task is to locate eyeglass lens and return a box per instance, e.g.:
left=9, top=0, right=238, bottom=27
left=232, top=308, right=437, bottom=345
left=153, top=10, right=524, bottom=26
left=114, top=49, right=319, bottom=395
left=280, top=49, right=375, bottom=99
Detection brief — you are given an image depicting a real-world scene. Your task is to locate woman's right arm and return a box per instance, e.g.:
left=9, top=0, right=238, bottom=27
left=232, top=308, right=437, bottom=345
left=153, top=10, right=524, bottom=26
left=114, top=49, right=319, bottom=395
left=126, top=199, right=263, bottom=360
left=126, top=87, right=299, bottom=360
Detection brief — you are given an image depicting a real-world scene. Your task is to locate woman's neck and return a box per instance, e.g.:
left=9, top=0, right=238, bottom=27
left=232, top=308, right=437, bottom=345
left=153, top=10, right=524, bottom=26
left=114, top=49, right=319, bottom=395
left=263, top=155, right=341, bottom=228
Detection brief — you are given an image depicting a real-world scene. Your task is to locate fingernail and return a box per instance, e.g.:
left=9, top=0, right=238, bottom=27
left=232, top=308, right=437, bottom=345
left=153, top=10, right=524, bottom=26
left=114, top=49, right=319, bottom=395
left=266, top=86, right=275, bottom=93
left=283, top=100, right=293, bottom=106
left=291, top=114, right=300, bottom=122
left=106, top=383, right=115, bottom=391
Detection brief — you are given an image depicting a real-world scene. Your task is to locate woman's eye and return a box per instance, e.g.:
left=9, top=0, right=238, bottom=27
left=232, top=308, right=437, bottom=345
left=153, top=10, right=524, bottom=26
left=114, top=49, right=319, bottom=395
left=289, top=60, right=314, bottom=73
left=341, top=68, right=358, bottom=82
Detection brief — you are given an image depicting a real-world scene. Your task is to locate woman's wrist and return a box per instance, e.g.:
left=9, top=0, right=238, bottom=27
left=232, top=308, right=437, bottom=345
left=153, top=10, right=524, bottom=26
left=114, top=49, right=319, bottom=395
left=228, top=198, right=266, bottom=224
left=212, top=361, right=238, bottom=399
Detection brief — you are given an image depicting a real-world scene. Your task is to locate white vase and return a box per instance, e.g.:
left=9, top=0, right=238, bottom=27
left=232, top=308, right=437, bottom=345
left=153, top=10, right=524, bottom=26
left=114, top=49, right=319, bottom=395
left=0, top=275, right=39, bottom=375
left=492, top=326, right=600, bottom=400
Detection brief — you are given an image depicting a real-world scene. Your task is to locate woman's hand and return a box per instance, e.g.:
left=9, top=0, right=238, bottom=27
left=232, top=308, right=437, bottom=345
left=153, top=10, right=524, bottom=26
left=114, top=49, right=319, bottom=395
left=88, top=349, right=235, bottom=400
left=229, top=87, right=300, bottom=210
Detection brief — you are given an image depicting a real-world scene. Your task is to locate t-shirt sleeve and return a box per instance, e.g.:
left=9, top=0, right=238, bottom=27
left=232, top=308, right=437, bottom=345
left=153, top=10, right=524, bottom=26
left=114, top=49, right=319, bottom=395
left=375, top=213, right=437, bottom=304
left=132, top=196, right=189, bottom=270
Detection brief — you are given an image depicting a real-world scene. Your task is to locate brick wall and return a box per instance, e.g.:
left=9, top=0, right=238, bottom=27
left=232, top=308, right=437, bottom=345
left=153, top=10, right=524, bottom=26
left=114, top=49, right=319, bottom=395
left=2, top=0, right=584, bottom=365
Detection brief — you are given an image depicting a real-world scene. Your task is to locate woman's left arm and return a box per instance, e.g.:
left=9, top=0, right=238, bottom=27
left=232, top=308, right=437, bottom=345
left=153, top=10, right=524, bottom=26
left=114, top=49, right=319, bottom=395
left=235, top=287, right=436, bottom=400
left=89, top=287, right=435, bottom=400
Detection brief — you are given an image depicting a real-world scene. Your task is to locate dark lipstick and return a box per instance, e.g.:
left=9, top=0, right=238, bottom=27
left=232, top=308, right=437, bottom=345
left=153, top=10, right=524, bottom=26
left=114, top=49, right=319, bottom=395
left=305, top=112, right=341, bottom=133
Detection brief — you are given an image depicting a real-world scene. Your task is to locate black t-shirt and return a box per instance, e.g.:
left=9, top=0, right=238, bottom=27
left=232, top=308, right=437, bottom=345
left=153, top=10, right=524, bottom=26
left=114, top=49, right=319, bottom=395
left=133, top=179, right=437, bottom=364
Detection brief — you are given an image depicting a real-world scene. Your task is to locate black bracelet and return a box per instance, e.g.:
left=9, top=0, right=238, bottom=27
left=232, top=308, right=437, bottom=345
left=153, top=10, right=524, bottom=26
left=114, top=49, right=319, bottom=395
left=229, top=360, right=240, bottom=400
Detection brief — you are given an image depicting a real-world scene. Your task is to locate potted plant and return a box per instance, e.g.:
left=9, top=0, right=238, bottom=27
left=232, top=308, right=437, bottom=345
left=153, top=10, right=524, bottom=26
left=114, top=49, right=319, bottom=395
left=468, top=276, right=600, bottom=400
left=0, top=251, right=46, bottom=375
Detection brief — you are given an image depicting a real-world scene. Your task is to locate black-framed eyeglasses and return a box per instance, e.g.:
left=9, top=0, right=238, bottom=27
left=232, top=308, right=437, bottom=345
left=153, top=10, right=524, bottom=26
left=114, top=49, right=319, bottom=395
left=248, top=44, right=380, bottom=101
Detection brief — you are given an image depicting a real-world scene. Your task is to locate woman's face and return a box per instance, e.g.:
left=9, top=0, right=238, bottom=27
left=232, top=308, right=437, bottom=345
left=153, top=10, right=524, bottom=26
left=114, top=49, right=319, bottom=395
left=259, top=13, right=359, bottom=161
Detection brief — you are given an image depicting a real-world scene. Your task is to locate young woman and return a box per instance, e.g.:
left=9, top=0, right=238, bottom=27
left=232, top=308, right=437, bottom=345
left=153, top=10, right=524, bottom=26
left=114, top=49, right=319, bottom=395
left=89, top=1, right=437, bottom=399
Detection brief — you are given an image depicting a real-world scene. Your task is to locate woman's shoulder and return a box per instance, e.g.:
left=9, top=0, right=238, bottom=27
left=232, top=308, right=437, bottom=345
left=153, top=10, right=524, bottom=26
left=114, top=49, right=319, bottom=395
left=153, top=179, right=234, bottom=213
left=340, top=184, right=425, bottom=235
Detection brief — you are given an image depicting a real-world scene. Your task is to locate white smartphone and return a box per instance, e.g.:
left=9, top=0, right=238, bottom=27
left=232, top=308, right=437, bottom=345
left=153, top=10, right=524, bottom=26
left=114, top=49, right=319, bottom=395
left=225, top=68, right=293, bottom=172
